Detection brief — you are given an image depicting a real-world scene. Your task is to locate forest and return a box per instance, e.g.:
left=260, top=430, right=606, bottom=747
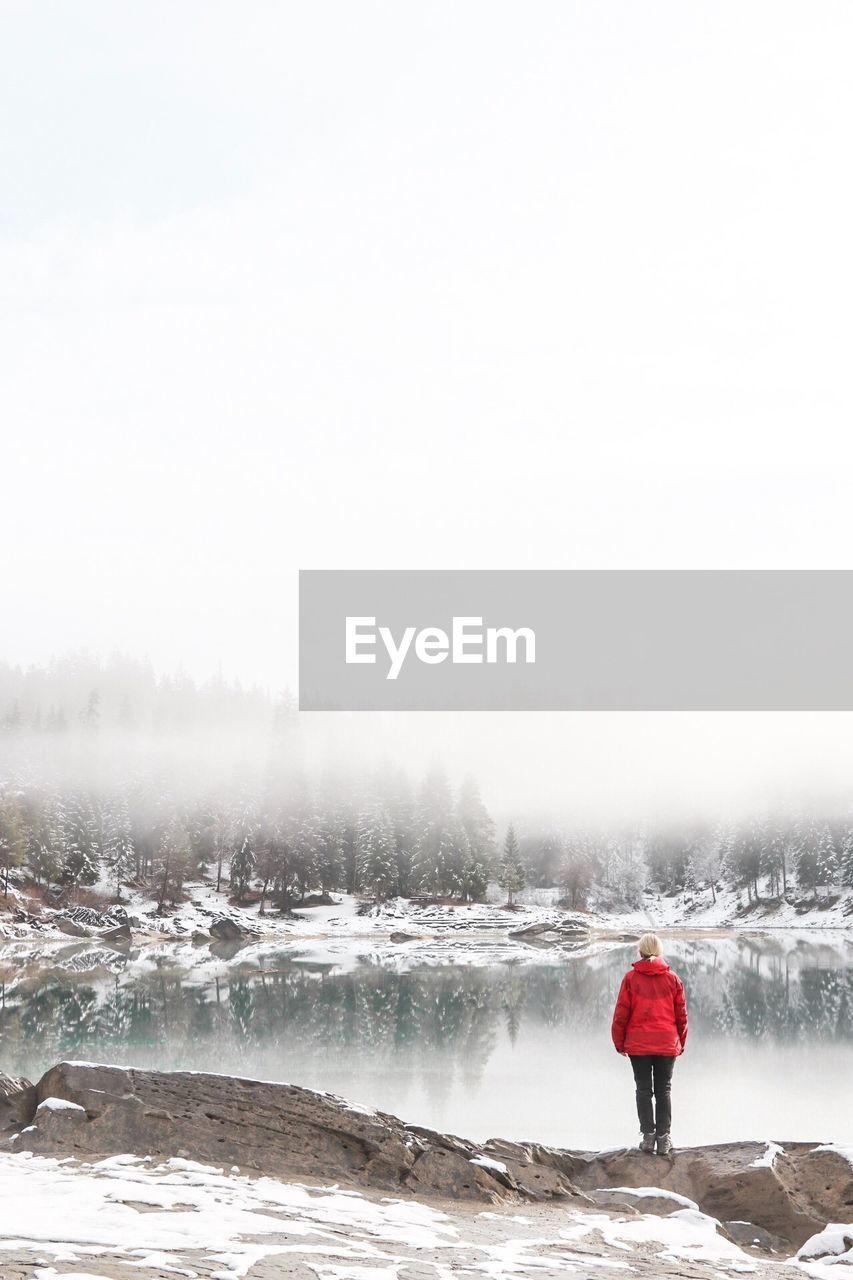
left=1, top=655, right=852, bottom=913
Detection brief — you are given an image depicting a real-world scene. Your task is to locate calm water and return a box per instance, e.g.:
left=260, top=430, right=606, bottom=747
left=2, top=934, right=851, bottom=1149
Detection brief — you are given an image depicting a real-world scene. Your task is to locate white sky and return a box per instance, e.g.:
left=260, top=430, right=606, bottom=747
left=2, top=2, right=853, bottom=819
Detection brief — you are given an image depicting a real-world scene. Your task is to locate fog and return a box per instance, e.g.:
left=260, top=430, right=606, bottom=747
left=3, top=3, right=853, bottom=832
left=3, top=655, right=853, bottom=831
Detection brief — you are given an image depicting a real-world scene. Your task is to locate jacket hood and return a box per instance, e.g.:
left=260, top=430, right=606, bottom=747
left=632, top=956, right=670, bottom=974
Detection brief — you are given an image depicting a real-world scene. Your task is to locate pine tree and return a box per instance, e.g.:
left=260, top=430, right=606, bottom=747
left=156, top=814, right=190, bottom=909
left=103, top=796, right=135, bottom=899
left=229, top=806, right=257, bottom=903
left=413, top=770, right=467, bottom=897
left=255, top=810, right=286, bottom=914
left=793, top=816, right=821, bottom=897
left=79, top=689, right=100, bottom=732
left=315, top=807, right=343, bottom=895
left=60, top=793, right=100, bottom=888
left=683, top=852, right=697, bottom=901
left=0, top=792, right=25, bottom=897
left=459, top=838, right=490, bottom=903
left=386, top=769, right=416, bottom=897
left=815, top=823, right=839, bottom=890
left=358, top=805, right=397, bottom=900
left=498, top=824, right=526, bottom=906
left=558, top=833, right=593, bottom=909
left=840, top=825, right=853, bottom=888
left=456, top=778, right=496, bottom=894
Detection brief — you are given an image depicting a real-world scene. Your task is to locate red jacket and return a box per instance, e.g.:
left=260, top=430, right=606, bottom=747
left=611, top=956, right=688, bottom=1057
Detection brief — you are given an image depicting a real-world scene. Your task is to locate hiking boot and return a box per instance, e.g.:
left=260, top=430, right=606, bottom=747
left=656, top=1133, right=673, bottom=1156
left=638, top=1132, right=656, bottom=1153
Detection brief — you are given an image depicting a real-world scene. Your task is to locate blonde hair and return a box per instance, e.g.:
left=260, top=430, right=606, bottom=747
left=638, top=932, right=663, bottom=958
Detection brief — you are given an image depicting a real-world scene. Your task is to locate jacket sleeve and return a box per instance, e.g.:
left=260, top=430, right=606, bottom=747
left=673, top=975, right=688, bottom=1051
left=611, top=974, right=632, bottom=1052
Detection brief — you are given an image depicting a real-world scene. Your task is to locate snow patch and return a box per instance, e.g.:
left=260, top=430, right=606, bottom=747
left=608, top=1185, right=699, bottom=1209
left=749, top=1141, right=784, bottom=1169
left=37, top=1098, right=86, bottom=1114
left=469, top=1155, right=509, bottom=1175
left=798, top=1223, right=853, bottom=1262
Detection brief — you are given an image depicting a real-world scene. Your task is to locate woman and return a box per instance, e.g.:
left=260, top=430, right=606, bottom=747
left=611, top=933, right=687, bottom=1155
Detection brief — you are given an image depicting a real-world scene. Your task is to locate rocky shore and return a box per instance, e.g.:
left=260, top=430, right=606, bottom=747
left=2, top=1061, right=852, bottom=1278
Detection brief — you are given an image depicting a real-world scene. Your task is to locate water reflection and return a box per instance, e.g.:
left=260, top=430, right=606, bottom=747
left=1, top=934, right=851, bottom=1147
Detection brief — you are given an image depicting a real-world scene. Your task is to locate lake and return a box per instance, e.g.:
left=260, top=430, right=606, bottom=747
left=2, top=932, right=851, bottom=1150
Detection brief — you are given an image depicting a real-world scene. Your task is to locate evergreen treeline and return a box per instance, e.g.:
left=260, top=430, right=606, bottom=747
left=0, top=768, right=497, bottom=908
left=0, top=653, right=289, bottom=734
left=522, top=816, right=853, bottom=910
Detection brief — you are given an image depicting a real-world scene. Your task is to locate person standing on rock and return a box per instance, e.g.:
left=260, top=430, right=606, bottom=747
left=611, top=932, right=687, bottom=1156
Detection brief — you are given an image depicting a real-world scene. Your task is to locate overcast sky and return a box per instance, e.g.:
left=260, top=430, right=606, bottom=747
left=3, top=2, right=853, bottom=819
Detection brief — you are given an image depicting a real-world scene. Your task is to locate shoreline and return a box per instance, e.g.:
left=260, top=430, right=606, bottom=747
left=3, top=880, right=853, bottom=954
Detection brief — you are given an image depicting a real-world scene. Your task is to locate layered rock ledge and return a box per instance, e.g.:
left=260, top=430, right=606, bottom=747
left=4, top=1063, right=852, bottom=1251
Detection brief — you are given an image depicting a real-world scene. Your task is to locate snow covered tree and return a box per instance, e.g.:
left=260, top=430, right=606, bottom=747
left=229, top=817, right=257, bottom=903
left=815, top=822, right=839, bottom=890
left=59, top=794, right=100, bottom=888
left=793, top=817, right=821, bottom=896
left=0, top=792, right=25, bottom=897
left=608, top=833, right=648, bottom=908
left=357, top=805, right=397, bottom=900
left=558, top=832, right=593, bottom=909
left=682, top=852, right=698, bottom=901
left=156, top=814, right=191, bottom=909
left=731, top=819, right=764, bottom=903
left=289, top=814, right=318, bottom=902
left=840, top=826, right=853, bottom=888
left=315, top=809, right=344, bottom=895
left=459, top=839, right=490, bottom=903
left=255, top=810, right=287, bottom=914
left=413, top=770, right=466, bottom=896
left=498, top=824, right=526, bottom=906
left=103, top=796, right=135, bottom=899
left=690, top=826, right=728, bottom=904
left=456, top=778, right=496, bottom=889
left=385, top=770, right=416, bottom=897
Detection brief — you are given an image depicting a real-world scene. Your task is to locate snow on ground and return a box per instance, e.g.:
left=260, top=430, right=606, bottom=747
left=561, top=1207, right=752, bottom=1267
left=0, top=1151, right=805, bottom=1280
left=798, top=1223, right=853, bottom=1265
left=597, top=884, right=853, bottom=932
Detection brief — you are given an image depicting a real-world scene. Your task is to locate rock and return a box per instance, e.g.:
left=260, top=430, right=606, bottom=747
left=508, top=921, right=552, bottom=938
left=405, top=1148, right=518, bottom=1200
left=99, top=922, right=132, bottom=945
left=724, top=1219, right=788, bottom=1252
left=589, top=1186, right=696, bottom=1215
left=18, top=1062, right=524, bottom=1204
left=389, top=931, right=419, bottom=943
left=556, top=916, right=591, bottom=937
left=548, top=1141, right=853, bottom=1248
left=0, top=1072, right=37, bottom=1132
left=209, top=917, right=245, bottom=941
left=14, top=1061, right=853, bottom=1246
left=54, top=916, right=90, bottom=938
left=192, top=930, right=211, bottom=943
left=29, top=1096, right=89, bottom=1141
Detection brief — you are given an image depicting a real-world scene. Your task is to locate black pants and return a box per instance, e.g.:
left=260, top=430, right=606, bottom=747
left=629, top=1055, right=675, bottom=1135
